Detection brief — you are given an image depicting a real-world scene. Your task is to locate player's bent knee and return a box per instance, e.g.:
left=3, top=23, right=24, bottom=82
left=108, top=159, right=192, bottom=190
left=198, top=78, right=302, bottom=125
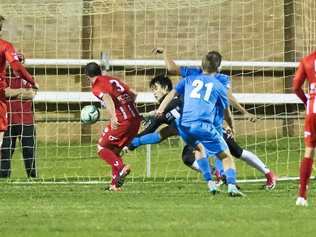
left=182, top=145, right=195, bottom=167
left=225, top=136, right=243, bottom=158
left=217, top=149, right=232, bottom=160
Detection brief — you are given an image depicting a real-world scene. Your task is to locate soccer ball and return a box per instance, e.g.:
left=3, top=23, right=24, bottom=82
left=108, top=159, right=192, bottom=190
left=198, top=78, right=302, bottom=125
left=80, top=105, right=100, bottom=124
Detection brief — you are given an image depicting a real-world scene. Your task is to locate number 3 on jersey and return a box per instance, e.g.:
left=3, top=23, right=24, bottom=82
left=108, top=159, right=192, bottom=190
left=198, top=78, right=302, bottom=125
left=190, top=80, right=213, bottom=101
left=110, top=79, right=125, bottom=92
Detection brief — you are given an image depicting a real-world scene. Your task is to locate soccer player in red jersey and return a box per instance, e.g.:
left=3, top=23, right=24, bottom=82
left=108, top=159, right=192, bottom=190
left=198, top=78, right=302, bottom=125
left=0, top=15, right=38, bottom=149
left=293, top=51, right=316, bottom=206
left=85, top=62, right=141, bottom=191
left=1, top=53, right=37, bottom=178
left=0, top=16, right=37, bottom=88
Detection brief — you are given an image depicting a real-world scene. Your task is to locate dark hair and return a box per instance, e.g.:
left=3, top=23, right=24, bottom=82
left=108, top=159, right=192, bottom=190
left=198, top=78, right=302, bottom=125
left=202, top=51, right=222, bottom=73
left=0, top=15, right=4, bottom=31
left=85, top=62, right=102, bottom=77
left=149, top=74, right=173, bottom=91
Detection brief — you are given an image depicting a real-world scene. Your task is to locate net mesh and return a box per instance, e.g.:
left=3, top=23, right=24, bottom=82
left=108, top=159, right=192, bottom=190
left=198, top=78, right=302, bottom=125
left=0, top=0, right=315, bottom=182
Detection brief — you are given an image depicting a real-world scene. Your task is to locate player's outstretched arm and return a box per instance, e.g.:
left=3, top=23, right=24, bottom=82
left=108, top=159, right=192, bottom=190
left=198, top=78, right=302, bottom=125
left=228, top=88, right=257, bottom=122
left=152, top=48, right=180, bottom=75
left=224, top=108, right=235, bottom=136
left=156, top=89, right=177, bottom=116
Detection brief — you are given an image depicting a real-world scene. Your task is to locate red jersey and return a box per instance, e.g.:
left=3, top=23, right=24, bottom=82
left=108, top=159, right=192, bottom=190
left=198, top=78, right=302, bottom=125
left=5, top=76, right=34, bottom=125
left=293, top=51, right=316, bottom=114
left=92, top=75, right=140, bottom=122
left=0, top=38, right=35, bottom=85
left=0, top=76, right=8, bottom=131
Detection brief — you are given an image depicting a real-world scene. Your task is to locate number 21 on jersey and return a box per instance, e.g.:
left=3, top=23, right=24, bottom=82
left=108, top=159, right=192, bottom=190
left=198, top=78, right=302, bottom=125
left=190, top=80, right=213, bottom=101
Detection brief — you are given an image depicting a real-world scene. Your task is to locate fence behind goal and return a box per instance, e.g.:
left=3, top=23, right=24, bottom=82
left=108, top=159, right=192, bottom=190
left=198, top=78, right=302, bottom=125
left=0, top=0, right=315, bottom=182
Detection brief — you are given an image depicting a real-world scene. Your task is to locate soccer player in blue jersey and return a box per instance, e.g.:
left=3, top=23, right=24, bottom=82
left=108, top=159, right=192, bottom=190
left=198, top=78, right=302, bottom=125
left=152, top=47, right=276, bottom=189
left=156, top=52, right=244, bottom=196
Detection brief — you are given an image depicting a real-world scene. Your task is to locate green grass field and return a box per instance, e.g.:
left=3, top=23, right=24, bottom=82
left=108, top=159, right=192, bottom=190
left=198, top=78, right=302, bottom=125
left=0, top=182, right=315, bottom=237
left=0, top=136, right=315, bottom=237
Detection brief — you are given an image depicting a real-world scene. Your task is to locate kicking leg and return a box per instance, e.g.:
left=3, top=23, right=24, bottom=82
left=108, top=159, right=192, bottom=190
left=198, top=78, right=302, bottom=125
left=224, top=131, right=276, bottom=189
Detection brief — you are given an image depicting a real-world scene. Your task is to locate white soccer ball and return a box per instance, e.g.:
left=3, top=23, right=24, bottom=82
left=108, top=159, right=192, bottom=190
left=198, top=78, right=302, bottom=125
left=80, top=105, right=100, bottom=124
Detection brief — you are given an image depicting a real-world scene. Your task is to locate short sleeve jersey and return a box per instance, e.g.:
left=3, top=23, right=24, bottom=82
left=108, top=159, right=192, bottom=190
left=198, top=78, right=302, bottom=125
left=175, top=74, right=229, bottom=127
left=179, top=66, right=230, bottom=133
left=92, top=75, right=140, bottom=122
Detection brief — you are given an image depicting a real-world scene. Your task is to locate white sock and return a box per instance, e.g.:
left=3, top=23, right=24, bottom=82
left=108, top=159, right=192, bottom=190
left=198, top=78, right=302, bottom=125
left=240, top=150, right=270, bottom=175
left=191, top=160, right=201, bottom=172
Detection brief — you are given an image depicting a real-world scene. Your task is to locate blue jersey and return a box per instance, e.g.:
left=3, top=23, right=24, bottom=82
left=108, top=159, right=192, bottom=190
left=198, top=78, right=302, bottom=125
left=175, top=73, right=229, bottom=127
left=179, top=66, right=203, bottom=78
left=179, top=67, right=230, bottom=134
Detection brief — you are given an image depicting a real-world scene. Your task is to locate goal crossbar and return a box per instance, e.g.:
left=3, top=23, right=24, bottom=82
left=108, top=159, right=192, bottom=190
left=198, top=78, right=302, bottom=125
left=34, top=92, right=304, bottom=104
left=25, top=59, right=299, bottom=68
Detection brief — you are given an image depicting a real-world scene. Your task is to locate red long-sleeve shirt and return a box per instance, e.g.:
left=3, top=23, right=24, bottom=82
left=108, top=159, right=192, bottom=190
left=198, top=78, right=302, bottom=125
left=293, top=51, right=316, bottom=114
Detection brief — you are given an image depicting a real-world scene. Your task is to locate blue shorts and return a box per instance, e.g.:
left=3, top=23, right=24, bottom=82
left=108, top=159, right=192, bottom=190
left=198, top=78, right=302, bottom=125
left=177, top=121, right=228, bottom=157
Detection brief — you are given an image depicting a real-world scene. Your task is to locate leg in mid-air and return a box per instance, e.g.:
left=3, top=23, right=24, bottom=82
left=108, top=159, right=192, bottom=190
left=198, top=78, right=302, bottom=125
left=223, top=131, right=277, bottom=190
left=127, top=125, right=178, bottom=151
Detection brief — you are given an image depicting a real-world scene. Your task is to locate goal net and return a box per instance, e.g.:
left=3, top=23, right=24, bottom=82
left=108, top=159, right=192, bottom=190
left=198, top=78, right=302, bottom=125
left=0, top=0, right=315, bottom=183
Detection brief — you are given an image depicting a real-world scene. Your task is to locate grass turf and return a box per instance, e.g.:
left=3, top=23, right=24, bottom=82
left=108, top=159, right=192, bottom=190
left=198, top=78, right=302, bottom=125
left=0, top=181, right=315, bottom=237
left=0, top=136, right=314, bottom=237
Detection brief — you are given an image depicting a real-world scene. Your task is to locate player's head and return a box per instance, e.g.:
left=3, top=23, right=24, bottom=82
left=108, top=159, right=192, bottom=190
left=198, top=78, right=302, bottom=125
left=0, top=15, right=5, bottom=32
left=149, top=74, right=173, bottom=102
left=202, top=51, right=222, bottom=73
left=85, top=62, right=102, bottom=80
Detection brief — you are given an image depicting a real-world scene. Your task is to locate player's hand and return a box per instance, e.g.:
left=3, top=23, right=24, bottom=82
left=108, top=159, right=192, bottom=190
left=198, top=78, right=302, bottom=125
left=225, top=127, right=235, bottom=139
left=245, top=112, right=257, bottom=123
left=152, top=47, right=164, bottom=55
left=120, top=146, right=130, bottom=156
left=26, top=89, right=37, bottom=98
left=155, top=109, right=164, bottom=118
left=155, top=109, right=163, bottom=118
left=111, top=117, right=120, bottom=129
left=32, top=82, right=39, bottom=90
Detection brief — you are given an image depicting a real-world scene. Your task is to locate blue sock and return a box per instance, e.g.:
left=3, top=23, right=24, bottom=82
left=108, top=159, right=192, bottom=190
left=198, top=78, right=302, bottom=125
left=225, top=168, right=236, bottom=184
left=131, top=132, right=161, bottom=148
left=197, top=158, right=212, bottom=182
left=215, top=158, right=225, bottom=177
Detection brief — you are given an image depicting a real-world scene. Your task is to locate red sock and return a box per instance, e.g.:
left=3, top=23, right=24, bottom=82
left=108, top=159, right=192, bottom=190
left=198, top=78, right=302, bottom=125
left=299, top=157, right=313, bottom=199
left=98, top=148, right=124, bottom=185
